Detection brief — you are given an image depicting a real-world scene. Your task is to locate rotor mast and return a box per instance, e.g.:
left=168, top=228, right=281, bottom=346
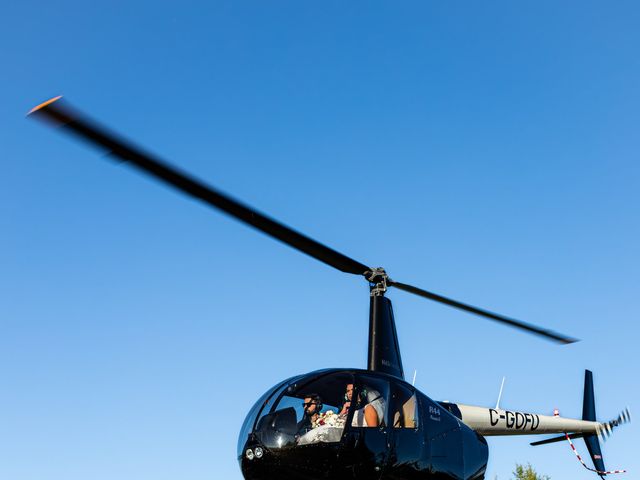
left=367, top=268, right=404, bottom=379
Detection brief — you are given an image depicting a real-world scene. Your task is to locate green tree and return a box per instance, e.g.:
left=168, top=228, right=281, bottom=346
left=512, top=463, right=550, bottom=480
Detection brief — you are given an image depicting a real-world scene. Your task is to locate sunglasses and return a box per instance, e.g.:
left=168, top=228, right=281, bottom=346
left=302, top=401, right=317, bottom=408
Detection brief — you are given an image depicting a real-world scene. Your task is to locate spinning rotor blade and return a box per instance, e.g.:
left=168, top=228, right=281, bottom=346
left=388, top=280, right=577, bottom=344
left=28, top=97, right=371, bottom=276
left=29, top=96, right=577, bottom=345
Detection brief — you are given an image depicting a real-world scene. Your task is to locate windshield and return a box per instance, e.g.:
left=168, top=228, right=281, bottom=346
left=254, top=372, right=354, bottom=449
left=237, top=374, right=304, bottom=458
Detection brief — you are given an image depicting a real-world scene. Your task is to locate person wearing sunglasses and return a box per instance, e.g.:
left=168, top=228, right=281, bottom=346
left=297, top=393, right=322, bottom=436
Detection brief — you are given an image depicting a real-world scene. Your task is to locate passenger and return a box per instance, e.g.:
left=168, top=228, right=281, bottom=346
left=297, top=393, right=322, bottom=435
left=343, top=384, right=385, bottom=428
left=339, top=383, right=354, bottom=416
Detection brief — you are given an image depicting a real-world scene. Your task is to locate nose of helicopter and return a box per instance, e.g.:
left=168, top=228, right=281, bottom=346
left=241, top=449, right=304, bottom=480
left=237, top=370, right=356, bottom=479
left=240, top=441, right=346, bottom=480
left=240, top=446, right=276, bottom=480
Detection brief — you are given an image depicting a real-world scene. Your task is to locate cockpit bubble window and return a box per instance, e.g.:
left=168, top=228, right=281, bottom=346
left=351, top=375, right=389, bottom=428
left=254, top=372, right=354, bottom=449
left=237, top=374, right=304, bottom=458
left=253, top=381, right=294, bottom=435
left=238, top=386, right=276, bottom=458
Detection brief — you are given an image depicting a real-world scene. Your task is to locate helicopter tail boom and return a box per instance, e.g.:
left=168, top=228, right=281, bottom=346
left=439, top=370, right=630, bottom=476
left=448, top=403, right=602, bottom=437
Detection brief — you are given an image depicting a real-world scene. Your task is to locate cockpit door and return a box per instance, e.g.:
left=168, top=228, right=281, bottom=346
left=388, top=382, right=425, bottom=478
left=336, top=375, right=390, bottom=479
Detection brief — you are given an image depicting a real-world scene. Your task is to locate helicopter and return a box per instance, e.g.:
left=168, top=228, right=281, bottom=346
left=29, top=96, right=630, bottom=480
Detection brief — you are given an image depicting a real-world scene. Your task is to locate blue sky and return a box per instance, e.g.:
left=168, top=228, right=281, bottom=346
left=1, top=1, right=638, bottom=479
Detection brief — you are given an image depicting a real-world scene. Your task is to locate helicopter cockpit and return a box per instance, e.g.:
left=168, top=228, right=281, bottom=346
left=238, top=369, right=423, bottom=479
left=239, top=370, right=400, bottom=449
left=239, top=371, right=391, bottom=454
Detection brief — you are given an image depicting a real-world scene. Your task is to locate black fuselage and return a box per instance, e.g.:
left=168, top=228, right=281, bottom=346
left=239, top=369, right=488, bottom=480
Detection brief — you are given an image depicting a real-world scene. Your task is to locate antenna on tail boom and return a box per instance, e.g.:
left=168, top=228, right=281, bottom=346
left=495, top=376, right=506, bottom=410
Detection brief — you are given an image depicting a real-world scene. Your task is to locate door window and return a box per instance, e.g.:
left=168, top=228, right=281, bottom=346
left=351, top=375, right=389, bottom=428
left=391, top=383, right=419, bottom=429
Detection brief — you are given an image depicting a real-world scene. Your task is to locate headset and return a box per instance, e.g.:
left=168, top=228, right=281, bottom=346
left=345, top=387, right=368, bottom=405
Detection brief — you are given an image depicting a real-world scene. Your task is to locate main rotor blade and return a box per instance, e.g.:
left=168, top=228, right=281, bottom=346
left=28, top=97, right=371, bottom=276
left=28, top=97, right=578, bottom=345
left=388, top=280, right=577, bottom=344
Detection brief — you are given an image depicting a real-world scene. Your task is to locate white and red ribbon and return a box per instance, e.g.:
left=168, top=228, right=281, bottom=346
left=564, top=432, right=626, bottom=475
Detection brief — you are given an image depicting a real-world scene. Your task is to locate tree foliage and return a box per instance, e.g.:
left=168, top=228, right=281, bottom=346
left=512, top=463, right=550, bottom=480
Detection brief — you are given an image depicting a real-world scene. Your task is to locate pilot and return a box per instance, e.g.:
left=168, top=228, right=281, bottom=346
left=297, top=393, right=322, bottom=435
left=341, top=383, right=384, bottom=427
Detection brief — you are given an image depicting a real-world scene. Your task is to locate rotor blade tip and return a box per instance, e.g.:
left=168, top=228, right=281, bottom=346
left=28, top=95, right=63, bottom=115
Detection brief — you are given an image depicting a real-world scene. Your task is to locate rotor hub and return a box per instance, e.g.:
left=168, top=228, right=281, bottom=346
left=366, top=267, right=388, bottom=297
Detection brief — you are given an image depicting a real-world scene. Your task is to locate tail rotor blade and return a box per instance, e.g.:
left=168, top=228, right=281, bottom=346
left=608, top=407, right=632, bottom=432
